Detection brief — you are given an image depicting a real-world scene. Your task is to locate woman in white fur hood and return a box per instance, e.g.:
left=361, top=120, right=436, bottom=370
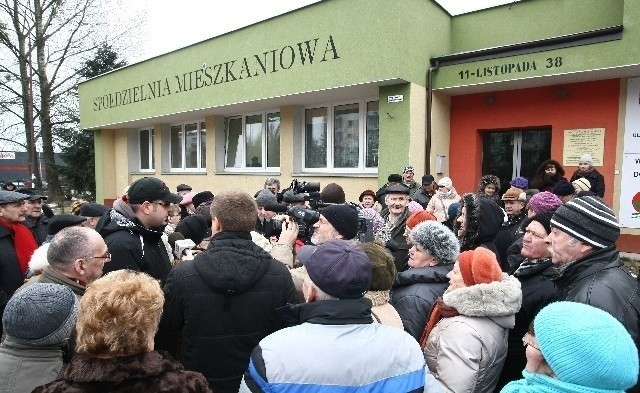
left=421, top=247, right=522, bottom=393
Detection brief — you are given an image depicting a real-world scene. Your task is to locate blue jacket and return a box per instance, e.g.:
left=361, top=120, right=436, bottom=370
left=239, top=298, right=442, bottom=393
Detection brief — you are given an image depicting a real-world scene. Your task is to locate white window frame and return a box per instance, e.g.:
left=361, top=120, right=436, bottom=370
left=223, top=110, right=281, bottom=172
left=302, top=98, right=378, bottom=173
left=169, top=120, right=206, bottom=172
left=138, top=128, right=155, bottom=172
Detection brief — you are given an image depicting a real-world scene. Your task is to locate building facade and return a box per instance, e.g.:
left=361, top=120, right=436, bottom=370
left=78, top=0, right=640, bottom=252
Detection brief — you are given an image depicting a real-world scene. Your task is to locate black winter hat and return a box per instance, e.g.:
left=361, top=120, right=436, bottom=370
left=47, top=214, right=87, bottom=236
left=553, top=181, right=574, bottom=197
left=78, top=203, right=110, bottom=218
left=321, top=204, right=359, bottom=240
left=387, top=174, right=402, bottom=183
left=175, top=214, right=211, bottom=245
left=192, top=191, right=214, bottom=208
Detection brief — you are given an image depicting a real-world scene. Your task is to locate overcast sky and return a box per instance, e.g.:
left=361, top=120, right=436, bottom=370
left=125, top=0, right=519, bottom=63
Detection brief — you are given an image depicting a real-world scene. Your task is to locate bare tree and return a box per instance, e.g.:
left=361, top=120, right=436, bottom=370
left=0, top=0, right=144, bottom=199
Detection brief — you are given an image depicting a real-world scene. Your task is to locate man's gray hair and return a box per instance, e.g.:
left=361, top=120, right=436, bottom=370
left=264, top=177, right=280, bottom=187
left=47, top=227, right=97, bottom=269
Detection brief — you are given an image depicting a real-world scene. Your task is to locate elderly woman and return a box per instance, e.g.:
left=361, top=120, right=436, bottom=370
left=390, top=221, right=459, bottom=340
left=502, top=302, right=638, bottom=393
left=422, top=247, right=522, bottom=393
left=33, top=270, right=211, bottom=393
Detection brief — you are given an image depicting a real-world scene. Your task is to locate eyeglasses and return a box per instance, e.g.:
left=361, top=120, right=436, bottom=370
left=524, top=229, right=547, bottom=240
left=151, top=201, right=171, bottom=208
left=522, top=333, right=540, bottom=351
left=86, top=252, right=111, bottom=262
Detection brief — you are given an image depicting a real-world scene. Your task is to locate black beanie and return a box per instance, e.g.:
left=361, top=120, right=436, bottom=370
left=175, top=214, right=211, bottom=245
left=553, top=181, right=574, bottom=197
left=321, top=204, right=359, bottom=240
left=528, top=211, right=554, bottom=236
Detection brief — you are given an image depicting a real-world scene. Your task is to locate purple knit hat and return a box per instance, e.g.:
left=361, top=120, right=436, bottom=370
left=510, top=176, right=529, bottom=190
left=529, top=191, right=563, bottom=215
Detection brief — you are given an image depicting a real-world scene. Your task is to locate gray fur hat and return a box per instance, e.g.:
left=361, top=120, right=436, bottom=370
left=410, top=220, right=460, bottom=265
left=2, top=283, right=78, bottom=346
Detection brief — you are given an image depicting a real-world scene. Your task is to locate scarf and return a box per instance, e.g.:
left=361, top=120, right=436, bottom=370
left=419, top=297, right=459, bottom=348
left=0, top=219, right=38, bottom=275
left=502, top=371, right=627, bottom=393
left=575, top=167, right=595, bottom=176
left=436, top=188, right=452, bottom=199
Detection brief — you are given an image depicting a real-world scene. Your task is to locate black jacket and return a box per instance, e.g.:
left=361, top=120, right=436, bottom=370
left=390, top=264, right=452, bottom=340
left=0, top=225, right=24, bottom=336
left=98, top=209, right=172, bottom=285
left=570, top=168, right=605, bottom=197
left=155, top=231, right=298, bottom=393
left=494, top=212, right=527, bottom=272
left=411, top=188, right=432, bottom=208
left=24, top=216, right=48, bottom=245
left=496, top=259, right=558, bottom=390
left=554, top=246, right=640, bottom=392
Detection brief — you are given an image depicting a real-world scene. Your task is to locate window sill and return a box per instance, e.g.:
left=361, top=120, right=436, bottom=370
left=160, top=170, right=208, bottom=175
left=294, top=172, right=378, bottom=178
left=217, top=170, right=281, bottom=176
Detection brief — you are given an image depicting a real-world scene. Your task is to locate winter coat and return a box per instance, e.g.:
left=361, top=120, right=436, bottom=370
left=0, top=225, right=24, bottom=337
left=529, top=159, right=566, bottom=192
left=494, top=212, right=527, bottom=271
left=424, top=275, right=522, bottom=393
left=32, top=350, right=211, bottom=393
left=412, top=187, right=432, bottom=208
left=554, top=246, right=640, bottom=393
left=426, top=188, right=461, bottom=222
left=24, top=216, right=49, bottom=246
left=0, top=338, right=64, bottom=393
left=390, top=264, right=452, bottom=340
left=570, top=167, right=605, bottom=197
left=502, top=371, right=614, bottom=393
left=404, top=180, right=419, bottom=196
left=238, top=298, right=444, bottom=393
left=380, top=208, right=411, bottom=272
left=457, top=194, right=505, bottom=261
left=496, top=259, right=558, bottom=391
left=98, top=208, right=173, bottom=285
left=366, top=290, right=404, bottom=329
left=21, top=266, right=86, bottom=297
left=155, top=231, right=298, bottom=393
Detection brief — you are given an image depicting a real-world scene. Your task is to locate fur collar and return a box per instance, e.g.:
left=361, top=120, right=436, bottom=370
left=443, top=274, right=522, bottom=317
left=364, top=290, right=390, bottom=307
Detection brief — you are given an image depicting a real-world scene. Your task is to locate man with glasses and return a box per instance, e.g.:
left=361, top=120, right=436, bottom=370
left=496, top=211, right=559, bottom=390
left=0, top=190, right=37, bottom=337
left=98, top=177, right=181, bottom=285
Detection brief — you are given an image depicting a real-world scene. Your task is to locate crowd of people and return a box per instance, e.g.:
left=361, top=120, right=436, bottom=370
left=0, top=152, right=639, bottom=393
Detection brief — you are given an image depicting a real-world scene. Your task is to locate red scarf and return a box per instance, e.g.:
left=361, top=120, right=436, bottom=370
left=0, top=219, right=38, bottom=275
left=419, top=297, right=460, bottom=349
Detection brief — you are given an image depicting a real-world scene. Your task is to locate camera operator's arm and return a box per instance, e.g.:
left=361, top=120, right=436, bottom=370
left=270, top=217, right=299, bottom=268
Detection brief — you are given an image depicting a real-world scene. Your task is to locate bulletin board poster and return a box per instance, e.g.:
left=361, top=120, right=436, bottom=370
left=619, top=154, right=640, bottom=228
left=562, top=128, right=604, bottom=166
left=619, top=77, right=640, bottom=228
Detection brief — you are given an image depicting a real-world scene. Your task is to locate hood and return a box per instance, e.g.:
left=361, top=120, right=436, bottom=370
left=535, top=159, right=565, bottom=177
left=443, top=274, right=521, bottom=325
left=28, top=243, right=50, bottom=273
left=193, top=231, right=272, bottom=294
left=458, top=194, right=505, bottom=250
left=393, top=264, right=452, bottom=287
left=97, top=208, right=164, bottom=241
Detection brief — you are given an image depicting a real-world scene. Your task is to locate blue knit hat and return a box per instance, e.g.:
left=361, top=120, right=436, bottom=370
left=534, top=302, right=638, bottom=391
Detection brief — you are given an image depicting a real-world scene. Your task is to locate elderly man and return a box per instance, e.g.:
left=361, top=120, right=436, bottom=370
left=402, top=165, right=418, bottom=195
left=239, top=239, right=441, bottom=393
left=16, top=188, right=49, bottom=245
left=495, top=186, right=528, bottom=270
left=22, top=226, right=108, bottom=296
left=548, top=196, right=640, bottom=392
left=381, top=184, right=411, bottom=271
left=156, top=189, right=297, bottom=393
left=98, top=177, right=182, bottom=284
left=0, top=190, right=38, bottom=336
left=78, top=203, right=110, bottom=230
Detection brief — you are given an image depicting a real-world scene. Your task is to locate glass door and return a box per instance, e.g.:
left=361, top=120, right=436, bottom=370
left=482, top=128, right=551, bottom=194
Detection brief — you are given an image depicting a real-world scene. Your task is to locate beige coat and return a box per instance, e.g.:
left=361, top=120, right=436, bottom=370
left=424, top=275, right=522, bottom=393
left=425, top=189, right=461, bottom=222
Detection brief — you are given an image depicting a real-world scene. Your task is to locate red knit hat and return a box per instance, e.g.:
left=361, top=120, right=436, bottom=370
left=406, top=210, right=437, bottom=230
left=458, top=248, right=502, bottom=286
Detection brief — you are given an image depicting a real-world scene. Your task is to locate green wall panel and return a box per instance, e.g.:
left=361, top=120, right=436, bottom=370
left=378, top=83, right=412, bottom=185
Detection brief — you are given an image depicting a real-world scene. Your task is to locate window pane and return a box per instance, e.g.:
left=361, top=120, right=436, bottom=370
left=184, top=123, right=198, bottom=169
left=150, top=129, right=155, bottom=170
left=225, top=118, right=243, bottom=168
left=267, top=112, right=280, bottom=168
left=333, top=103, right=359, bottom=168
left=200, top=122, right=206, bottom=168
left=139, top=129, right=150, bottom=170
left=305, top=107, right=327, bottom=168
left=366, top=101, right=379, bottom=168
left=245, top=114, right=263, bottom=168
left=170, top=125, right=183, bottom=168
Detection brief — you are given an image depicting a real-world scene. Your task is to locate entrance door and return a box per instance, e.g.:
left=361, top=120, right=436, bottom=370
left=482, top=128, right=551, bottom=194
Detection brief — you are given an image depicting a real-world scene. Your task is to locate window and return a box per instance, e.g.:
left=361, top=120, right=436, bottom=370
left=224, top=112, right=280, bottom=170
left=139, top=128, right=154, bottom=171
left=303, top=100, right=378, bottom=172
left=170, top=121, right=206, bottom=170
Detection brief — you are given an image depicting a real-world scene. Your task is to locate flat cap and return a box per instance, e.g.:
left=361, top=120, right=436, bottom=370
left=0, top=190, right=30, bottom=204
